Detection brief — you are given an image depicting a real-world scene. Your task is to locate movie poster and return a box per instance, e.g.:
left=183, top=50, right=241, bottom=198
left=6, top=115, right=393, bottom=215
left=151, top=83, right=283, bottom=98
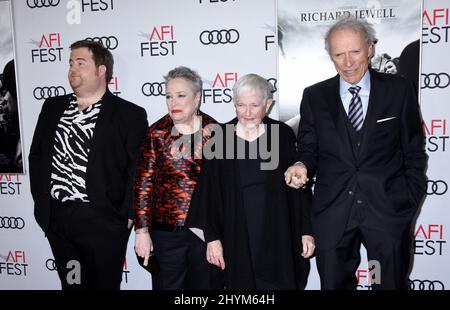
left=278, top=0, right=422, bottom=131
left=0, top=0, right=23, bottom=173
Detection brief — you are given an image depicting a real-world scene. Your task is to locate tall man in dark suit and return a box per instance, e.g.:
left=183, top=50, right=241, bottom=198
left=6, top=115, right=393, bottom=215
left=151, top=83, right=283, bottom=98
left=284, top=17, right=427, bottom=290
left=29, top=40, right=148, bottom=289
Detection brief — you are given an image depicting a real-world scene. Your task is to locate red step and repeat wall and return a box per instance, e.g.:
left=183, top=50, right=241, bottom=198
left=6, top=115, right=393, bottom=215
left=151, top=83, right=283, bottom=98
left=0, top=0, right=448, bottom=290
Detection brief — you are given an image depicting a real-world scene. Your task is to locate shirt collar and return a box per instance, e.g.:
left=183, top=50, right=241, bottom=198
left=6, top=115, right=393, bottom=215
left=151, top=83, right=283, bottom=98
left=69, top=94, right=103, bottom=113
left=339, top=70, right=371, bottom=97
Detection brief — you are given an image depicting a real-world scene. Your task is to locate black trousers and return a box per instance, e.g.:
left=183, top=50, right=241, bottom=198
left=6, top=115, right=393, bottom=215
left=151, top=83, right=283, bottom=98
left=151, top=228, right=216, bottom=290
left=316, top=200, right=413, bottom=290
left=47, top=199, right=130, bottom=290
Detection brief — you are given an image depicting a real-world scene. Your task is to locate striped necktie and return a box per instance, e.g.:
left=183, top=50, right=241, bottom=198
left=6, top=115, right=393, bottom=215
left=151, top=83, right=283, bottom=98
left=348, top=86, right=363, bottom=131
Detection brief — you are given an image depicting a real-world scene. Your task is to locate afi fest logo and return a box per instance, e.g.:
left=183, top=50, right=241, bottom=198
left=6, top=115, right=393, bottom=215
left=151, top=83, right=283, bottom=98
left=0, top=174, right=22, bottom=196
left=202, top=72, right=238, bottom=104
left=33, top=86, right=67, bottom=100
left=265, top=33, right=275, bottom=51
left=356, top=260, right=381, bottom=290
left=108, top=76, right=121, bottom=96
left=80, top=0, right=114, bottom=12
left=422, top=7, right=449, bottom=44
left=30, top=33, right=63, bottom=63
left=140, top=25, right=177, bottom=57
left=414, top=224, right=446, bottom=256
left=66, top=0, right=115, bottom=25
left=0, top=251, right=28, bottom=277
left=423, top=119, right=448, bottom=152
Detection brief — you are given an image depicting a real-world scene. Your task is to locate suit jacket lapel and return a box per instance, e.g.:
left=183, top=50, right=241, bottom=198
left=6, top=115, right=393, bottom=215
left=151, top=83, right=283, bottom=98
left=45, top=96, right=71, bottom=149
left=359, top=70, right=381, bottom=154
left=88, top=90, right=115, bottom=163
left=327, top=75, right=354, bottom=158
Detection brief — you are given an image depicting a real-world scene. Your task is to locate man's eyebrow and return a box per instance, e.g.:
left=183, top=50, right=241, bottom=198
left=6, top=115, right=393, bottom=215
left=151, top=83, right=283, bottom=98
left=70, top=57, right=87, bottom=62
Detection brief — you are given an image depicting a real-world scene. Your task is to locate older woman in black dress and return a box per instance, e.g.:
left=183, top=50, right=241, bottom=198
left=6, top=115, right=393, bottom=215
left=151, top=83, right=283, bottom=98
left=187, top=74, right=315, bottom=289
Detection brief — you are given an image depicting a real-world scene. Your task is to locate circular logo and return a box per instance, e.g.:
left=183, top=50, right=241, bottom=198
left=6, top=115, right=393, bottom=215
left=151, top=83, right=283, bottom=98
left=27, top=0, right=61, bottom=8
left=45, top=258, right=57, bottom=271
left=141, top=82, right=165, bottom=96
left=85, top=36, right=119, bottom=50
left=409, top=279, right=445, bottom=290
left=0, top=216, right=25, bottom=229
left=421, top=73, right=450, bottom=89
left=426, top=180, right=448, bottom=195
left=199, top=29, right=240, bottom=45
left=33, top=86, right=66, bottom=100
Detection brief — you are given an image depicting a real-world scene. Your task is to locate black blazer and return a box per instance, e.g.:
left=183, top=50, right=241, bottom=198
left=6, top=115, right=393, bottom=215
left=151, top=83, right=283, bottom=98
left=297, top=70, right=427, bottom=248
left=29, top=90, right=148, bottom=233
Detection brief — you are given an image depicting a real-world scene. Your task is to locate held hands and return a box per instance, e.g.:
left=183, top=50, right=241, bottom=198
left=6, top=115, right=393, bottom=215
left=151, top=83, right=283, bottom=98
left=134, top=228, right=153, bottom=266
left=301, top=235, right=315, bottom=258
left=284, top=162, right=309, bottom=189
left=207, top=240, right=225, bottom=270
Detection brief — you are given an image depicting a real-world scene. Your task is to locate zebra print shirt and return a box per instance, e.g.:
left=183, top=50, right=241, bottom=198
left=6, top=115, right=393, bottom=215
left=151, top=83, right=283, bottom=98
left=50, top=95, right=102, bottom=202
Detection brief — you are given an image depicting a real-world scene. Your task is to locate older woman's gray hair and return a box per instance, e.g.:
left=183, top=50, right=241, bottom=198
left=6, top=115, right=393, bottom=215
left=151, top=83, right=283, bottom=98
left=324, top=17, right=377, bottom=58
left=232, top=74, right=274, bottom=102
left=164, top=66, right=203, bottom=95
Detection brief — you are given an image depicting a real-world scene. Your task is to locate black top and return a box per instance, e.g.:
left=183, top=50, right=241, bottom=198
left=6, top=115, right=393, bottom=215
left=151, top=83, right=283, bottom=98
left=237, top=134, right=270, bottom=287
left=186, top=117, right=313, bottom=290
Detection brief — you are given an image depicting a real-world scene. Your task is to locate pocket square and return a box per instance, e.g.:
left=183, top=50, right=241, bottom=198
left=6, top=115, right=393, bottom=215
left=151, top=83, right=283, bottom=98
left=377, top=116, right=397, bottom=123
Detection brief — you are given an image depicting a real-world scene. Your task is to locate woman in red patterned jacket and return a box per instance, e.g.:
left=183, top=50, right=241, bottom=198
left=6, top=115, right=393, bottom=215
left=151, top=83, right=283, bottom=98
left=133, top=66, right=217, bottom=290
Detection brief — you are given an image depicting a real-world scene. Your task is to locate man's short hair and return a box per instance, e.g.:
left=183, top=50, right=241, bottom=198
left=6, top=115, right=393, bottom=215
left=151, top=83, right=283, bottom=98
left=70, top=40, right=114, bottom=83
left=325, top=17, right=378, bottom=58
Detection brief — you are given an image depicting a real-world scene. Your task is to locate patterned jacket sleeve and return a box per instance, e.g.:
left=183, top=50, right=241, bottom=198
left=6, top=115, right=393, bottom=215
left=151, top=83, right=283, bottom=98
left=133, top=127, right=158, bottom=230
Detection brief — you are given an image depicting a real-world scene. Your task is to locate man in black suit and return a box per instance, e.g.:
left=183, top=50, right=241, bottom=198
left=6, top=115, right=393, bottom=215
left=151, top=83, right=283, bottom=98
left=285, top=17, right=427, bottom=290
left=29, top=40, right=148, bottom=289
